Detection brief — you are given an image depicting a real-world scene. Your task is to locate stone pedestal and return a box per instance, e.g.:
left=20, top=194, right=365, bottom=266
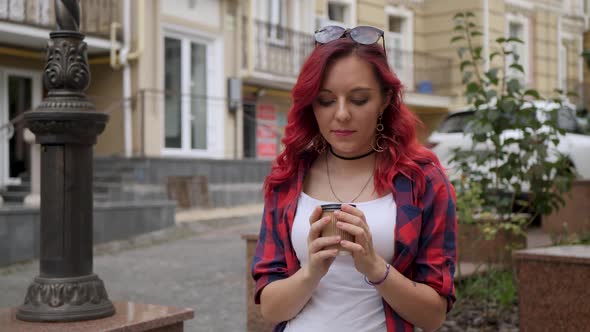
left=242, top=234, right=274, bottom=332
left=514, top=245, right=590, bottom=332
left=542, top=180, right=590, bottom=242
left=0, top=301, right=194, bottom=331
left=458, top=223, right=527, bottom=264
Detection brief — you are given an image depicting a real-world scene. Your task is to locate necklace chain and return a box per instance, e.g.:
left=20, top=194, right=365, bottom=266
left=325, top=152, right=374, bottom=203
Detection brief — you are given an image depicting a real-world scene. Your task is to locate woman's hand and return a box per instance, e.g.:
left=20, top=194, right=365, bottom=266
left=335, top=204, right=386, bottom=281
left=305, top=206, right=340, bottom=283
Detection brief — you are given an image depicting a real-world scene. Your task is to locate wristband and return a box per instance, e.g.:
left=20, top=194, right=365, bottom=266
left=364, top=263, right=390, bottom=286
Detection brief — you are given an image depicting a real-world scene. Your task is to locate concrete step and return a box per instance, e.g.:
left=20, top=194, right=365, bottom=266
left=209, top=183, right=263, bottom=208
left=1, top=191, right=27, bottom=203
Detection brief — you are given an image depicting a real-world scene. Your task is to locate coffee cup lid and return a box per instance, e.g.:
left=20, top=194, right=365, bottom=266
left=321, top=203, right=356, bottom=211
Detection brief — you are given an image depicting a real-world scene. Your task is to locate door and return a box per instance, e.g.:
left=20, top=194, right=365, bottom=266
left=0, top=70, right=42, bottom=189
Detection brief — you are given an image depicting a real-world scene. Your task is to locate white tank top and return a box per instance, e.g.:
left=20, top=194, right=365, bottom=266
left=285, top=192, right=396, bottom=332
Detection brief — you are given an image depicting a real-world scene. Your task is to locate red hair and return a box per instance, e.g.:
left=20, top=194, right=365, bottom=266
left=263, top=38, right=441, bottom=199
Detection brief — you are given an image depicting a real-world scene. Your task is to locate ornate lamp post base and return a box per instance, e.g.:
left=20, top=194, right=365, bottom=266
left=15, top=0, right=114, bottom=323
left=17, top=274, right=115, bottom=322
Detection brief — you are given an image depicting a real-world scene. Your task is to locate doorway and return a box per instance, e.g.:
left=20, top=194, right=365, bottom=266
left=0, top=69, right=42, bottom=189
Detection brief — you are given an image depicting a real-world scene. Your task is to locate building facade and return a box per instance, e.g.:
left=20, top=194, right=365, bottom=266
left=0, top=0, right=118, bottom=192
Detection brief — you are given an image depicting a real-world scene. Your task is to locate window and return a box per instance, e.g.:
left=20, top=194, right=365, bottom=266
left=318, top=0, right=353, bottom=28
left=559, top=42, right=568, bottom=91
left=165, top=37, right=182, bottom=148
left=506, top=14, right=530, bottom=84
left=387, top=16, right=404, bottom=70
left=328, top=3, right=347, bottom=23
left=385, top=6, right=414, bottom=89
left=164, top=36, right=208, bottom=150
left=266, top=0, right=286, bottom=41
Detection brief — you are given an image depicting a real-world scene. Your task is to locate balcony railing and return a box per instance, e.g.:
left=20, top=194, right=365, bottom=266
left=386, top=48, right=452, bottom=96
left=242, top=18, right=452, bottom=95
left=0, top=0, right=119, bottom=38
left=242, top=18, right=315, bottom=80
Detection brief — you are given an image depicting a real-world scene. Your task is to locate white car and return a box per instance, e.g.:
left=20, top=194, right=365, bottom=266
left=427, top=103, right=590, bottom=181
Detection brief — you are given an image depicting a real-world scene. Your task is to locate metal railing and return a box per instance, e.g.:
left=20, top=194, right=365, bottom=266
left=0, top=0, right=119, bottom=37
left=386, top=48, right=453, bottom=95
left=242, top=18, right=452, bottom=95
left=242, top=18, right=315, bottom=79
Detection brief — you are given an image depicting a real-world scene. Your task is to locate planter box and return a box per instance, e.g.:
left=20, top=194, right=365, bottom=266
left=458, top=223, right=527, bottom=264
left=242, top=234, right=274, bottom=332
left=514, top=245, right=590, bottom=332
left=542, top=180, right=590, bottom=242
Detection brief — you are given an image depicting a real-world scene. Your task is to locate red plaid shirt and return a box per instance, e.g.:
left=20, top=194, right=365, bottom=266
left=252, top=155, right=457, bottom=331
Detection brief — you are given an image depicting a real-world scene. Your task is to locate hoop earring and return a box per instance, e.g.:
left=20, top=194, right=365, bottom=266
left=372, top=114, right=386, bottom=153
left=313, top=135, right=327, bottom=154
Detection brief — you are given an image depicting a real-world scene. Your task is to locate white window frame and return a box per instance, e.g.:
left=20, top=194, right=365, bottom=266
left=317, top=0, right=356, bottom=29
left=385, top=5, right=414, bottom=90
left=0, top=67, right=42, bottom=188
left=558, top=30, right=584, bottom=95
left=161, top=25, right=225, bottom=159
left=505, top=13, right=531, bottom=85
left=267, top=0, right=287, bottom=44
left=255, top=0, right=288, bottom=46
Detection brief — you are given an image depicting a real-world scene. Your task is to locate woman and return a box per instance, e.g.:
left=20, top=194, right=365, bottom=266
left=252, top=26, right=457, bottom=332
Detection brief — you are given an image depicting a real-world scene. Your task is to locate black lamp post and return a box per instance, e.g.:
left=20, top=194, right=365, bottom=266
left=16, top=0, right=115, bottom=322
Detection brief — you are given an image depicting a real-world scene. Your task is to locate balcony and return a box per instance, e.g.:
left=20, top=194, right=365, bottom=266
left=242, top=18, right=452, bottom=99
left=386, top=48, right=452, bottom=96
left=242, top=18, right=315, bottom=86
left=0, top=0, right=119, bottom=38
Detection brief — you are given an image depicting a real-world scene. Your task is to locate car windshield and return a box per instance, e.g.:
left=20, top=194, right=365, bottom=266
left=436, top=111, right=474, bottom=133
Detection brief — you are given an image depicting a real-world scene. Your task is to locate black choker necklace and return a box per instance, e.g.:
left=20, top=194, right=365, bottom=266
left=329, top=146, right=375, bottom=160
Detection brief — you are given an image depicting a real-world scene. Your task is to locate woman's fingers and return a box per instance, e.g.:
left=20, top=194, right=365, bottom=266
left=340, top=240, right=365, bottom=254
left=334, top=209, right=368, bottom=231
left=312, top=248, right=339, bottom=260
left=308, top=215, right=330, bottom=241
left=336, top=221, right=365, bottom=238
left=309, top=236, right=340, bottom=254
left=308, top=206, right=323, bottom=224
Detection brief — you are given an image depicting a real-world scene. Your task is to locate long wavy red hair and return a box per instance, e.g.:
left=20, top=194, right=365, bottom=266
left=263, top=38, right=440, bottom=199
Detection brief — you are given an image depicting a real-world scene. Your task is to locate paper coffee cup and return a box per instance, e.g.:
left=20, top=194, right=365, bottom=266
left=319, top=204, right=356, bottom=255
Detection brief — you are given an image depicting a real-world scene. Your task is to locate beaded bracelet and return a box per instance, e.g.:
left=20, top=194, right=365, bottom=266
left=364, top=263, right=391, bottom=286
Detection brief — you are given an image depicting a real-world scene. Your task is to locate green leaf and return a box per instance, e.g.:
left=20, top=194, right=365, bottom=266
left=466, top=12, right=475, bottom=17
left=509, top=63, right=524, bottom=73
left=512, top=53, right=520, bottom=62
left=451, top=36, right=465, bottom=43
left=471, top=31, right=483, bottom=37
left=490, top=52, right=501, bottom=61
left=467, top=82, right=480, bottom=94
left=454, top=25, right=465, bottom=31
left=485, top=68, right=500, bottom=84
left=507, top=78, right=521, bottom=94
left=463, top=71, right=474, bottom=84
left=460, top=60, right=473, bottom=71
left=485, top=89, right=497, bottom=99
left=507, top=37, right=524, bottom=44
left=524, top=89, right=541, bottom=99
left=553, top=89, right=564, bottom=95
left=474, top=46, right=483, bottom=57
left=566, top=91, right=579, bottom=97
left=454, top=12, right=465, bottom=19
left=496, top=37, right=507, bottom=43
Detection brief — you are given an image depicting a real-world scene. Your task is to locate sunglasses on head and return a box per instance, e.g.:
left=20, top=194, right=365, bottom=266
left=314, top=25, right=386, bottom=54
